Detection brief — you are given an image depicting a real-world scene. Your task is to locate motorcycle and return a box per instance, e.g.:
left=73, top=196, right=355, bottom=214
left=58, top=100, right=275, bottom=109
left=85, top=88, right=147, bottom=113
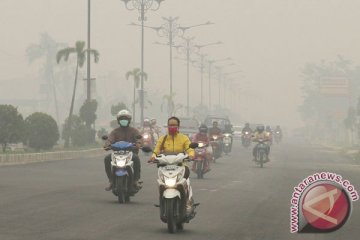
left=274, top=131, right=282, bottom=144
left=210, top=134, right=222, bottom=162
left=103, top=137, right=149, bottom=204
left=142, top=128, right=154, bottom=148
left=151, top=143, right=199, bottom=233
left=192, top=141, right=211, bottom=179
left=222, top=133, right=232, bottom=155
left=242, top=131, right=252, bottom=148
left=253, top=139, right=269, bottom=168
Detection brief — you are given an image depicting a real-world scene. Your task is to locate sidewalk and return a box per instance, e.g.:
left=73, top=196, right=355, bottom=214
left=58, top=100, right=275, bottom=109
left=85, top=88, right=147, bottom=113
left=318, top=143, right=360, bottom=161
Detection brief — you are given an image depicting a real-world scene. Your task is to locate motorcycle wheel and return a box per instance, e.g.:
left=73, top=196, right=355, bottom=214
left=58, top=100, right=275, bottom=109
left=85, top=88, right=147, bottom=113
left=259, top=152, right=264, bottom=168
left=165, top=199, right=177, bottom=233
left=176, top=222, right=184, bottom=230
left=116, top=176, right=127, bottom=204
left=196, top=161, right=203, bottom=179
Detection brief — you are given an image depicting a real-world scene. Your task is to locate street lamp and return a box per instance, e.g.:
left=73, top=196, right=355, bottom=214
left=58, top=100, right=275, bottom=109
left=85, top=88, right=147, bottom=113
left=207, top=57, right=231, bottom=111
left=145, top=17, right=213, bottom=98
left=214, top=63, right=237, bottom=106
left=175, top=37, right=222, bottom=116
left=121, top=0, right=165, bottom=124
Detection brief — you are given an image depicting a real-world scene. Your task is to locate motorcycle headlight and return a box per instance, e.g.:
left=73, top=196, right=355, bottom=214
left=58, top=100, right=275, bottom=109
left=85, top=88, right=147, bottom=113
left=212, top=135, right=218, bottom=140
left=143, top=134, right=149, bottom=139
left=116, top=159, right=126, bottom=167
left=245, top=132, right=249, bottom=134
left=164, top=177, right=177, bottom=187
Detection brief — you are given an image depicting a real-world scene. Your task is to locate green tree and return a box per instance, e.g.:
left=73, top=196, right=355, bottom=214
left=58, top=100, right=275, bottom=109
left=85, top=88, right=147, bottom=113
left=25, top=112, right=59, bottom=150
left=79, top=99, right=98, bottom=127
left=56, top=41, right=99, bottom=147
left=126, top=68, right=148, bottom=121
left=62, top=115, right=95, bottom=147
left=0, top=105, right=25, bottom=152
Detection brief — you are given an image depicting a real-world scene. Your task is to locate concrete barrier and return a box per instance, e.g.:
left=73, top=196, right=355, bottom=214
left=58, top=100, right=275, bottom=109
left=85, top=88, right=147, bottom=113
left=0, top=148, right=106, bottom=166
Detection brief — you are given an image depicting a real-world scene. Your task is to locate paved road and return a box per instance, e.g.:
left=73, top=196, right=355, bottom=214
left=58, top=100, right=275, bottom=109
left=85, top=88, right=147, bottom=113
left=0, top=140, right=359, bottom=240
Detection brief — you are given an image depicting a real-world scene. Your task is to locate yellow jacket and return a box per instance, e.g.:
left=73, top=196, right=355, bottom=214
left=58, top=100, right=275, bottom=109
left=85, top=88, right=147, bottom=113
left=252, top=131, right=270, bottom=141
left=152, top=133, right=195, bottom=159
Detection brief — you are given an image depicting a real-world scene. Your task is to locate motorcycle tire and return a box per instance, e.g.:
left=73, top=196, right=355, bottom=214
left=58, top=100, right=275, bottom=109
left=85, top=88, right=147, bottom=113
left=165, top=198, right=177, bottom=233
left=116, top=176, right=128, bottom=204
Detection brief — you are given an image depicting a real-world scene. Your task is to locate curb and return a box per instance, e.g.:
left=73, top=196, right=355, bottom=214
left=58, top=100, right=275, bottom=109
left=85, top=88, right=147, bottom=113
left=0, top=148, right=106, bottom=166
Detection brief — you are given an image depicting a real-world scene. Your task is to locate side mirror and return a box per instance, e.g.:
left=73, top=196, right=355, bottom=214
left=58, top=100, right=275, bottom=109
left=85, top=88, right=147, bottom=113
left=189, top=142, right=199, bottom=149
left=135, top=135, right=143, bottom=140
left=101, top=135, right=108, bottom=140
left=142, top=146, right=153, bottom=153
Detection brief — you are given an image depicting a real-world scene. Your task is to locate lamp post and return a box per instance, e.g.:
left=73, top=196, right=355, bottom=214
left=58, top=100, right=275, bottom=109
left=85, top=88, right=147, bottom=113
left=207, top=57, right=231, bottom=111
left=121, top=0, right=165, bottom=124
left=86, top=0, right=91, bottom=101
left=175, top=38, right=222, bottom=116
left=214, top=63, right=237, bottom=107
left=146, top=17, right=213, bottom=97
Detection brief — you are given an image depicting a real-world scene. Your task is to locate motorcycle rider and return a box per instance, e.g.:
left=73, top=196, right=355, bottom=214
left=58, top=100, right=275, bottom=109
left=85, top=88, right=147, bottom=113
left=150, top=116, right=196, bottom=216
left=209, top=121, right=223, bottom=136
left=223, top=123, right=234, bottom=151
left=103, top=109, right=142, bottom=191
left=150, top=118, right=161, bottom=142
left=241, top=123, right=253, bottom=145
left=242, top=123, right=253, bottom=135
left=142, top=118, right=155, bottom=145
left=274, top=125, right=283, bottom=139
left=252, top=125, right=271, bottom=162
left=191, top=124, right=212, bottom=173
left=265, top=125, right=273, bottom=145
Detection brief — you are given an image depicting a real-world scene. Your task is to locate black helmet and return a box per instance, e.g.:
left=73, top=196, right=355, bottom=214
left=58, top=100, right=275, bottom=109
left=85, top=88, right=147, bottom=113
left=256, top=125, right=265, bottom=133
left=199, top=124, right=208, bottom=133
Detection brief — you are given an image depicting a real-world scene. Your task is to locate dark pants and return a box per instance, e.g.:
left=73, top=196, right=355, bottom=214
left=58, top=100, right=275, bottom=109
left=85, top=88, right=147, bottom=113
left=252, top=144, right=270, bottom=158
left=104, top=153, right=141, bottom=182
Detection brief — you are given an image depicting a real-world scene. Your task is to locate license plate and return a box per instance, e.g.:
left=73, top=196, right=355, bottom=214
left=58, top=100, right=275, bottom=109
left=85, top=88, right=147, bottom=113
left=165, top=165, right=178, bottom=170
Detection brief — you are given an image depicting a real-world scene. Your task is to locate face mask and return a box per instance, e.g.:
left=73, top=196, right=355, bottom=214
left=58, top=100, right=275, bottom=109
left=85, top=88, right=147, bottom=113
left=168, top=126, right=178, bottom=135
left=119, top=119, right=129, bottom=127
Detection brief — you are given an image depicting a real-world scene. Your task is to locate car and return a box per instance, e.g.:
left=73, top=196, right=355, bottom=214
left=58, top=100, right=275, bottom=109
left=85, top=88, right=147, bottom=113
left=178, top=117, right=200, bottom=139
left=232, top=125, right=243, bottom=139
left=203, top=115, right=232, bottom=132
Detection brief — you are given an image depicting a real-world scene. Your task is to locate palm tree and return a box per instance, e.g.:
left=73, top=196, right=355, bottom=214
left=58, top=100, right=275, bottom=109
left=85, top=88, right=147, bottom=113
left=56, top=41, right=99, bottom=147
left=26, top=32, right=65, bottom=123
left=161, top=92, right=177, bottom=117
left=125, top=68, right=147, bottom=122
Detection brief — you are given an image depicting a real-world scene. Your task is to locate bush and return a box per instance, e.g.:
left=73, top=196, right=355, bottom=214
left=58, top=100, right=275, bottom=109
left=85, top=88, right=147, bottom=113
left=25, top=112, right=59, bottom=150
left=0, top=105, right=25, bottom=152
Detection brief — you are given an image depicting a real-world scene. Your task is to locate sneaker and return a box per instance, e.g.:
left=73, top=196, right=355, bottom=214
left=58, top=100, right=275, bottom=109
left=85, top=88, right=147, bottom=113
left=105, top=182, right=113, bottom=191
left=134, top=180, right=143, bottom=189
left=186, top=198, right=194, bottom=216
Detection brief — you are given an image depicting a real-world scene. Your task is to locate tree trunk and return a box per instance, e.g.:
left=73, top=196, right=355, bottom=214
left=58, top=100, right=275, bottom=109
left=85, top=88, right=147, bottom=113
left=65, top=61, right=79, bottom=148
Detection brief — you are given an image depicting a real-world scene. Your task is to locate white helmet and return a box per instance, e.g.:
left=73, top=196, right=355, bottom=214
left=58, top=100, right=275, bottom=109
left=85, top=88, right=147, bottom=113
left=116, top=109, right=132, bottom=121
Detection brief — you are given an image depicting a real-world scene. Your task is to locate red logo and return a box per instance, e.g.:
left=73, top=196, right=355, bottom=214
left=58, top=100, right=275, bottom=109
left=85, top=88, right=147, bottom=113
left=301, top=183, right=351, bottom=232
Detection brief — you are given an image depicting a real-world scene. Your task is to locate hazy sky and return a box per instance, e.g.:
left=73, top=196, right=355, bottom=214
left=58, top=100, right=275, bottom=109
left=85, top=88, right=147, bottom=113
left=2, top=0, right=360, bottom=129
